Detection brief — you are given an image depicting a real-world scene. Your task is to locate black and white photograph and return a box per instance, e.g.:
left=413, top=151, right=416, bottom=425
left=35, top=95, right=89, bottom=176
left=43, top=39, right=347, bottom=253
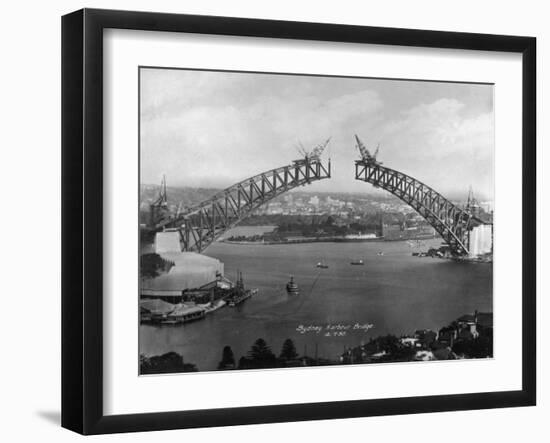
left=138, top=68, right=494, bottom=374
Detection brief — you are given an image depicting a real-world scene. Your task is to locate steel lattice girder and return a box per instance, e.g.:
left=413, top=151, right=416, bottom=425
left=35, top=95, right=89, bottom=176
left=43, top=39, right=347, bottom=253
left=355, top=161, right=470, bottom=255
left=156, top=159, right=331, bottom=252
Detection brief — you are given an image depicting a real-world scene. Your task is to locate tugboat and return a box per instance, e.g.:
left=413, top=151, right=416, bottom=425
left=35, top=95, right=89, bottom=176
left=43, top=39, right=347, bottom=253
left=286, top=276, right=300, bottom=295
left=350, top=259, right=364, bottom=265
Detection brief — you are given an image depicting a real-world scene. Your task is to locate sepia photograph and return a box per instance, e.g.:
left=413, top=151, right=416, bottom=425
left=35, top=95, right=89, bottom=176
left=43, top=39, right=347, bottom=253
left=138, top=67, right=494, bottom=375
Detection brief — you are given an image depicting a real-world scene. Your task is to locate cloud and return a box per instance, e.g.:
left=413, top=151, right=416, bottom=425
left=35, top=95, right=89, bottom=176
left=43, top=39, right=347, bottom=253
left=373, top=98, right=494, bottom=198
left=140, top=69, right=494, bottom=200
left=141, top=85, right=384, bottom=188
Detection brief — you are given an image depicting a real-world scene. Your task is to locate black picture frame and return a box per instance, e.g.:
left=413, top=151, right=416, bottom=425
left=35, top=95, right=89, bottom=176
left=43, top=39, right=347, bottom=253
left=61, top=8, right=536, bottom=435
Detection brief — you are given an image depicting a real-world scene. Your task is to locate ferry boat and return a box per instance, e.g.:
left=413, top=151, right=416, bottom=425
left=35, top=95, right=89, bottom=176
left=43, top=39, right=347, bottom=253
left=350, top=259, right=364, bottom=265
left=316, top=262, right=329, bottom=269
left=286, top=276, right=300, bottom=295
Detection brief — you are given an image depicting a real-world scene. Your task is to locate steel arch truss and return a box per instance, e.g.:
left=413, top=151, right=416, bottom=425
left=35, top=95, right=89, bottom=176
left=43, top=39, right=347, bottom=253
left=355, top=161, right=471, bottom=255
left=156, top=159, right=331, bottom=252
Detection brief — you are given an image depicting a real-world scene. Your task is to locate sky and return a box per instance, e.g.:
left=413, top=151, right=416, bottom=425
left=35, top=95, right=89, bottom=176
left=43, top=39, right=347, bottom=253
left=140, top=68, right=494, bottom=200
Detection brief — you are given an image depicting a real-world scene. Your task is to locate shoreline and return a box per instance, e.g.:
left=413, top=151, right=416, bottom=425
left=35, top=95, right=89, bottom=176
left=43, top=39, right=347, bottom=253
left=141, top=309, right=494, bottom=373
left=222, top=236, right=384, bottom=246
left=220, top=235, right=439, bottom=246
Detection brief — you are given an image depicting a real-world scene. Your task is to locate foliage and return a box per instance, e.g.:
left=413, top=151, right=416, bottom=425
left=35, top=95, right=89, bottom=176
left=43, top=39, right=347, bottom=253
left=248, top=338, right=276, bottom=361
left=218, top=345, right=236, bottom=370
left=140, top=253, right=174, bottom=278
left=240, top=214, right=381, bottom=237
left=342, top=335, right=416, bottom=364
left=140, top=352, right=198, bottom=374
left=226, top=235, right=264, bottom=242
left=279, top=338, right=299, bottom=360
left=452, top=333, right=493, bottom=358
left=239, top=338, right=277, bottom=369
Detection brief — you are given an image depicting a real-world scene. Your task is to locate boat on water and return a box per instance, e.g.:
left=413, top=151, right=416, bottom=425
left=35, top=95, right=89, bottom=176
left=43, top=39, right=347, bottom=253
left=286, top=276, right=300, bottom=295
left=350, top=259, right=364, bottom=265
left=377, top=251, right=384, bottom=256
left=227, top=290, right=256, bottom=307
left=316, top=262, right=329, bottom=269
left=226, top=271, right=257, bottom=307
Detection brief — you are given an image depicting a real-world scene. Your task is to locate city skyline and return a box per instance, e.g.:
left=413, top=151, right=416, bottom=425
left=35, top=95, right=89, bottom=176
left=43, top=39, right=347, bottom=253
left=140, top=182, right=494, bottom=203
left=140, top=68, right=494, bottom=198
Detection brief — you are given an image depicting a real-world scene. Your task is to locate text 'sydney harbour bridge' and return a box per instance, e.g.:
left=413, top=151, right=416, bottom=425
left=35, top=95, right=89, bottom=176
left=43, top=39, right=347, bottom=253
left=148, top=136, right=489, bottom=256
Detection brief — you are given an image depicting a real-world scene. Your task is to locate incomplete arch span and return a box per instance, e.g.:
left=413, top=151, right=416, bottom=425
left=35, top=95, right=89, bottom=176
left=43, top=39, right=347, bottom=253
left=154, top=158, right=331, bottom=252
left=355, top=159, right=473, bottom=256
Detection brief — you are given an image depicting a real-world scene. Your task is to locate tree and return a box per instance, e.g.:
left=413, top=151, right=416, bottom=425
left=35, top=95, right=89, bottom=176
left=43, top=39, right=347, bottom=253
left=218, top=345, right=236, bottom=370
left=279, top=338, right=298, bottom=360
left=140, top=253, right=174, bottom=278
left=249, top=338, right=274, bottom=360
left=452, top=334, right=493, bottom=359
left=246, top=338, right=276, bottom=368
left=238, top=356, right=253, bottom=369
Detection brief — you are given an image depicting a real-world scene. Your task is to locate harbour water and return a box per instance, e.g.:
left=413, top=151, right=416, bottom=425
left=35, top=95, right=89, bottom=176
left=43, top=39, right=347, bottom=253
left=140, top=231, right=493, bottom=372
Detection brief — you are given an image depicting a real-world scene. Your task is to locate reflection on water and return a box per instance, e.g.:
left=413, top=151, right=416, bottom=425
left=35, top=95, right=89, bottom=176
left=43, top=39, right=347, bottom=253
left=140, top=236, right=492, bottom=372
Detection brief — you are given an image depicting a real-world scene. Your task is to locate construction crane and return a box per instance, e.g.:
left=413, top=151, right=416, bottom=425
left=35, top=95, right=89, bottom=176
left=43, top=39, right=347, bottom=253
left=148, top=175, right=169, bottom=227
left=466, top=185, right=481, bottom=218
left=355, top=134, right=381, bottom=165
left=294, top=137, right=331, bottom=164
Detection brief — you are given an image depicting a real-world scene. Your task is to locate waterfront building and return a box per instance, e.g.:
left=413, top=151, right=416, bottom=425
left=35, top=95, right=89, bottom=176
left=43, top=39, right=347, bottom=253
left=437, top=311, right=493, bottom=347
left=456, top=313, right=479, bottom=336
left=382, top=222, right=436, bottom=241
left=200, top=273, right=233, bottom=291
left=166, top=303, right=206, bottom=324
left=141, top=288, right=184, bottom=304
left=343, top=233, right=377, bottom=240
left=140, top=298, right=176, bottom=322
left=400, top=337, right=419, bottom=347
left=142, top=268, right=235, bottom=305
left=183, top=273, right=235, bottom=304
left=437, top=326, right=458, bottom=347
